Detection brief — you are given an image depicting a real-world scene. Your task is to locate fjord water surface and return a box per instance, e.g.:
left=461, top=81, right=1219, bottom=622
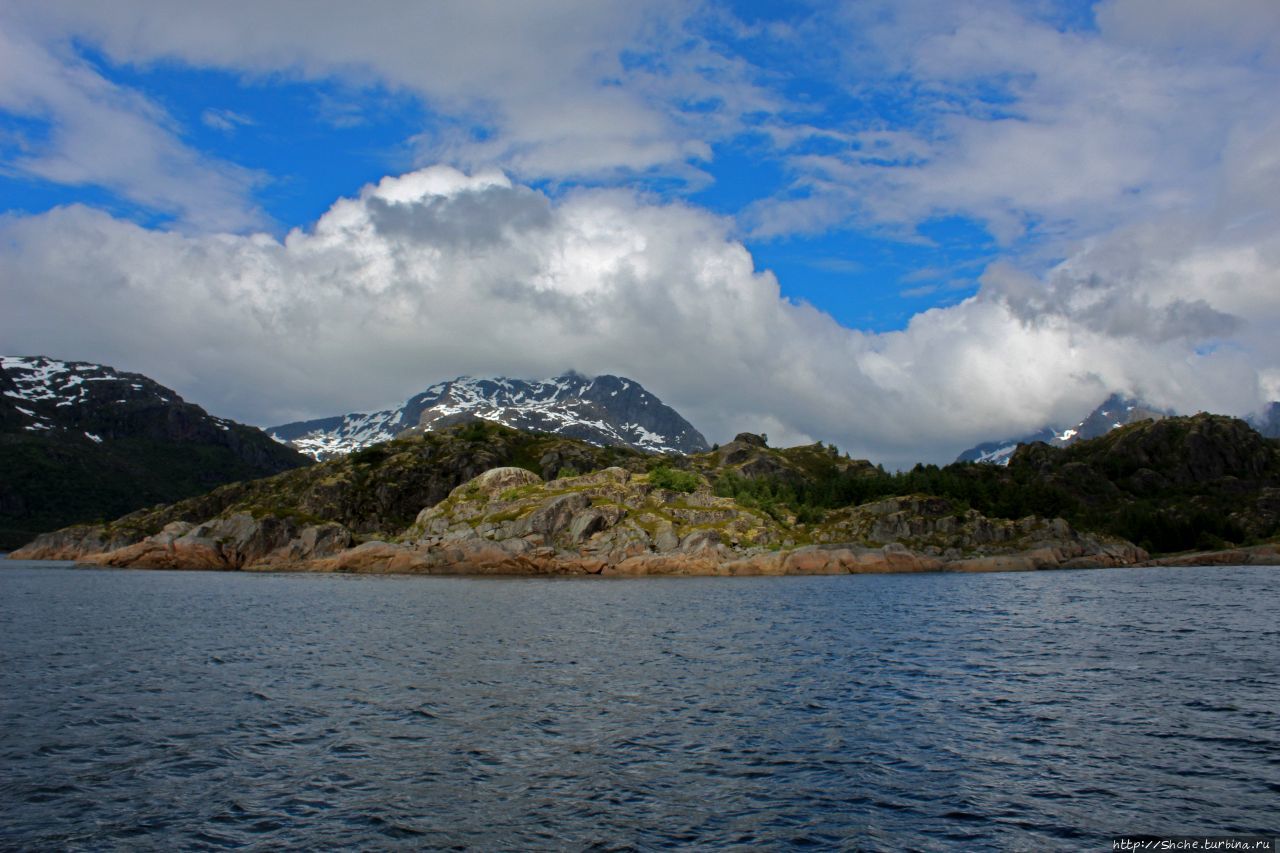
left=1, top=562, right=1277, bottom=850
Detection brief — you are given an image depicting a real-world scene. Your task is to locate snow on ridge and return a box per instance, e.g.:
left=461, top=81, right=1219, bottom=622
left=973, top=444, right=1018, bottom=466
left=273, top=372, right=699, bottom=459
left=2, top=355, right=172, bottom=408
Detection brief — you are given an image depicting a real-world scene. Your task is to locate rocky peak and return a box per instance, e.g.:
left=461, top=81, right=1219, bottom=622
left=957, top=392, right=1174, bottom=465
left=269, top=372, right=709, bottom=460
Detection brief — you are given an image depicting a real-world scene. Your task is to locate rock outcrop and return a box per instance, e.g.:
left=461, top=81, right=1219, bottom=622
left=38, top=514, right=355, bottom=571
left=48, top=466, right=1152, bottom=576
left=9, top=525, right=140, bottom=561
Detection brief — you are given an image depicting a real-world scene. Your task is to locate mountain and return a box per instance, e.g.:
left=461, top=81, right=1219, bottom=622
left=956, top=393, right=1173, bottom=465
left=0, top=355, right=310, bottom=549
left=1250, top=403, right=1280, bottom=439
left=268, top=372, right=709, bottom=460
left=997, top=413, right=1280, bottom=553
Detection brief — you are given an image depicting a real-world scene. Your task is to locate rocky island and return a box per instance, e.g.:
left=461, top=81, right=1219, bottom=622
left=13, top=414, right=1280, bottom=575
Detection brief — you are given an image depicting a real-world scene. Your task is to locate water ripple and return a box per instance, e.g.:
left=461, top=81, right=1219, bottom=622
left=1, top=562, right=1277, bottom=850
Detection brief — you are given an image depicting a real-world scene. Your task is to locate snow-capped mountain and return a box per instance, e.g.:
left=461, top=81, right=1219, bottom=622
left=1, top=355, right=308, bottom=469
left=1, top=355, right=309, bottom=549
left=2, top=355, right=228, bottom=437
left=956, top=394, right=1173, bottom=465
left=268, top=372, right=710, bottom=460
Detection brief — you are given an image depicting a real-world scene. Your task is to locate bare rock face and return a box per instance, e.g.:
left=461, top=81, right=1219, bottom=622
left=9, top=525, right=138, bottom=561
left=48, top=465, right=1152, bottom=577
left=82, top=513, right=355, bottom=571
left=468, top=466, right=543, bottom=496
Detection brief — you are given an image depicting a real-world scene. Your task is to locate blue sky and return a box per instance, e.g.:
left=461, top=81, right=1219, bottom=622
left=0, top=5, right=1003, bottom=331
left=2, top=0, right=1278, bottom=466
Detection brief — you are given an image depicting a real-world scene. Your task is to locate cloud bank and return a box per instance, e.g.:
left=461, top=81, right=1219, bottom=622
left=1, top=1, right=1278, bottom=468
left=3, top=166, right=1275, bottom=468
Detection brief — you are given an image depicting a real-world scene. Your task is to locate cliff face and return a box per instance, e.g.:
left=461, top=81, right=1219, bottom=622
left=0, top=356, right=310, bottom=549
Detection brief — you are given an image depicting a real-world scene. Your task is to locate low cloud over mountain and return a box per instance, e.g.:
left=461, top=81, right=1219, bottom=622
left=2, top=164, right=1277, bottom=469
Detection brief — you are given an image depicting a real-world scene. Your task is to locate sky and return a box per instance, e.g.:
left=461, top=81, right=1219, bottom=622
left=1, top=0, right=1278, bottom=469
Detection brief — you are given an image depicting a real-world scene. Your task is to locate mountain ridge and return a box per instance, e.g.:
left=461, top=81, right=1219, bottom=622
left=268, top=372, right=708, bottom=459
left=0, top=355, right=310, bottom=548
left=957, top=393, right=1175, bottom=465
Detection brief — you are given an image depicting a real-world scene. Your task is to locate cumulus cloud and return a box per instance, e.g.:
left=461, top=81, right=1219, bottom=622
left=2, top=2, right=1278, bottom=466
left=2, top=166, right=1275, bottom=468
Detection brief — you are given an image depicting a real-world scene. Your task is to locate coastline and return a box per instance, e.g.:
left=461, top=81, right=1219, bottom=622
left=10, top=462, right=1279, bottom=579
left=11, top=538, right=1278, bottom=578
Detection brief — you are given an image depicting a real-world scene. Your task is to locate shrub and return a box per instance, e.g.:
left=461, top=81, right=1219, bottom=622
left=349, top=444, right=391, bottom=466
left=649, top=465, right=700, bottom=493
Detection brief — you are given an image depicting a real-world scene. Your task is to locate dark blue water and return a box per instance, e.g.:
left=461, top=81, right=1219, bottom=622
left=1, top=562, right=1277, bottom=850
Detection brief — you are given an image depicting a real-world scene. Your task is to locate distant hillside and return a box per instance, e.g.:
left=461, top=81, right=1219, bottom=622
left=948, top=414, right=1280, bottom=552
left=14, top=422, right=1143, bottom=574
left=0, top=356, right=310, bottom=549
left=956, top=393, right=1172, bottom=464
left=269, top=372, right=708, bottom=460
left=1251, top=402, right=1280, bottom=439
left=13, top=405, right=1280, bottom=568
left=52, top=420, right=648, bottom=545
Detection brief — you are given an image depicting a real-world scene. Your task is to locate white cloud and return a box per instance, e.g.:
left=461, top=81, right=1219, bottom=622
left=1096, top=0, right=1280, bottom=65
left=2, top=166, right=1275, bottom=468
left=745, top=0, right=1279, bottom=251
left=0, top=24, right=266, bottom=231
left=201, top=108, right=254, bottom=133
left=1, top=1, right=1277, bottom=467
left=7, top=0, right=767, bottom=189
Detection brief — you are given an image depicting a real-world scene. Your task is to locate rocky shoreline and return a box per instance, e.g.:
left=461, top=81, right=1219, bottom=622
left=10, top=464, right=1190, bottom=577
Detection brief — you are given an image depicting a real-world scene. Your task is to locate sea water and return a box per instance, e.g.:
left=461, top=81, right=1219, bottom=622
left=1, top=562, right=1276, bottom=849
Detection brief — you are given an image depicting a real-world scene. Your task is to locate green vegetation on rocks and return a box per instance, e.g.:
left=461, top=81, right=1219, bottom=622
left=691, top=416, right=1280, bottom=554
left=647, top=464, right=701, bottom=493
left=70, top=421, right=648, bottom=545
left=12, top=410, right=1280, bottom=570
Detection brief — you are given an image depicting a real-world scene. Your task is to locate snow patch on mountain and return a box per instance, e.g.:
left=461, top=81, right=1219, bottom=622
left=956, top=394, right=1174, bottom=465
left=268, top=373, right=709, bottom=461
left=1, top=356, right=175, bottom=422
